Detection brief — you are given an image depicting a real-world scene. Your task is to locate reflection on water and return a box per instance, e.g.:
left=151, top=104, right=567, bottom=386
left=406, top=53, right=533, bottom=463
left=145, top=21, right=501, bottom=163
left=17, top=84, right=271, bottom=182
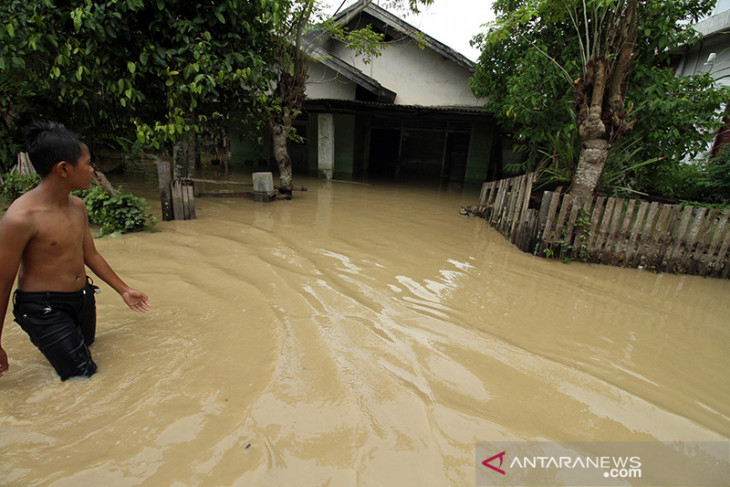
left=1, top=170, right=729, bottom=486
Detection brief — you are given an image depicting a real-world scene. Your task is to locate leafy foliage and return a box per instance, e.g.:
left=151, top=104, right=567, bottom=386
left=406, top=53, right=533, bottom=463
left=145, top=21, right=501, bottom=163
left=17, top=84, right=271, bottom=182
left=76, top=184, right=156, bottom=237
left=638, top=147, right=730, bottom=204
left=0, top=0, right=281, bottom=169
left=0, top=172, right=40, bottom=205
left=471, top=0, right=729, bottom=199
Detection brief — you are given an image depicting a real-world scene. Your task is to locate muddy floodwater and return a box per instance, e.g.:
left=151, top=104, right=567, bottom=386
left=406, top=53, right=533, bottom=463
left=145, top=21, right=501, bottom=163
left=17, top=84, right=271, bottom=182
left=1, top=173, right=729, bottom=486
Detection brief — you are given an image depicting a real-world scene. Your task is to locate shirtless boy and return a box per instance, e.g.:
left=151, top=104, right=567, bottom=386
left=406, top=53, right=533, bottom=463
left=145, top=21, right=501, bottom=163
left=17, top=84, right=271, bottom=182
left=0, top=121, right=150, bottom=380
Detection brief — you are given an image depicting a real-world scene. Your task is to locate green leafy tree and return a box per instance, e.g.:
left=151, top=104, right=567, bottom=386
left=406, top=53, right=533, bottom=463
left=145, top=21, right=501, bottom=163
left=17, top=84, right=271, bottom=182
left=472, top=0, right=728, bottom=198
left=0, top=0, right=280, bottom=173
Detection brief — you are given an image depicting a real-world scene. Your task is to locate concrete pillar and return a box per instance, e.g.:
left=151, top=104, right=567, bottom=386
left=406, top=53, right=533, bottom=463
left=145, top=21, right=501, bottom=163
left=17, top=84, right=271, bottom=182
left=318, top=113, right=334, bottom=180
left=252, top=172, right=276, bottom=202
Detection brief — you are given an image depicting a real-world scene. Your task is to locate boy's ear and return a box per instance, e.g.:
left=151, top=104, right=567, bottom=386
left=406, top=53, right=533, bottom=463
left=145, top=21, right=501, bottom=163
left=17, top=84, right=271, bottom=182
left=54, top=161, right=71, bottom=178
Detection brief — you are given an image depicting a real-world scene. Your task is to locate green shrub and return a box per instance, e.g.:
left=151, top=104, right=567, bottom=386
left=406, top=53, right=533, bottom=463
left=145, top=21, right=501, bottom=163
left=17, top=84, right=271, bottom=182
left=75, top=184, right=156, bottom=236
left=703, top=148, right=730, bottom=203
left=1, top=171, right=40, bottom=204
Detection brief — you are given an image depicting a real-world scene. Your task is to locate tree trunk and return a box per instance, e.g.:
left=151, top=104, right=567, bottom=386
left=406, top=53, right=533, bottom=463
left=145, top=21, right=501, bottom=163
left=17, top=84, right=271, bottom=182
left=572, top=138, right=610, bottom=198
left=270, top=117, right=293, bottom=194
left=173, top=130, right=196, bottom=178
left=572, top=59, right=610, bottom=199
left=570, top=0, right=638, bottom=199
left=270, top=68, right=306, bottom=198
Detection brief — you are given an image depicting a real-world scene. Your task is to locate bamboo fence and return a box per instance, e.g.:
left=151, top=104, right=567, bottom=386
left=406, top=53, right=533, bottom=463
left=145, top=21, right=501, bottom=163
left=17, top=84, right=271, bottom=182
left=477, top=173, right=730, bottom=279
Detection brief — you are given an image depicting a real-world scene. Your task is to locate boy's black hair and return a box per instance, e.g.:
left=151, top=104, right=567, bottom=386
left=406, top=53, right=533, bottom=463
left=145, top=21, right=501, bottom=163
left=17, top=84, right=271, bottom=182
left=23, top=120, right=84, bottom=178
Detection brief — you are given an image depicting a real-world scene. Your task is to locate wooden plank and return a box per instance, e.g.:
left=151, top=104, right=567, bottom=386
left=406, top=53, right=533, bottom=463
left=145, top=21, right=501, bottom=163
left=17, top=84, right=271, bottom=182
left=181, top=181, right=191, bottom=220
left=504, top=176, right=522, bottom=235
left=563, top=197, right=582, bottom=258
left=552, top=193, right=574, bottom=248
left=486, top=180, right=498, bottom=217
left=647, top=203, right=673, bottom=268
left=669, top=205, right=695, bottom=266
left=156, top=159, right=173, bottom=221
left=538, top=191, right=553, bottom=231
left=508, top=175, right=526, bottom=233
left=702, top=210, right=730, bottom=273
left=625, top=201, right=649, bottom=266
left=602, top=197, right=625, bottom=263
left=186, top=182, right=196, bottom=219
left=189, top=178, right=252, bottom=185
left=510, top=175, right=532, bottom=241
left=686, top=207, right=707, bottom=245
left=520, top=174, right=535, bottom=227
left=586, top=196, right=606, bottom=250
left=715, top=228, right=730, bottom=279
left=634, top=202, right=659, bottom=267
left=542, top=192, right=562, bottom=243
left=519, top=209, right=538, bottom=252
left=655, top=204, right=681, bottom=269
left=492, top=179, right=508, bottom=225
left=692, top=208, right=720, bottom=274
left=611, top=199, right=635, bottom=265
left=593, top=197, right=616, bottom=260
left=571, top=197, right=595, bottom=260
left=171, top=179, right=183, bottom=221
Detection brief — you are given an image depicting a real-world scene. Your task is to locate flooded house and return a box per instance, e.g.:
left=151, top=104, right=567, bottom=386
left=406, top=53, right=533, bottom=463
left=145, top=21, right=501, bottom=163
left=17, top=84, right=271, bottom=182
left=230, top=1, right=513, bottom=185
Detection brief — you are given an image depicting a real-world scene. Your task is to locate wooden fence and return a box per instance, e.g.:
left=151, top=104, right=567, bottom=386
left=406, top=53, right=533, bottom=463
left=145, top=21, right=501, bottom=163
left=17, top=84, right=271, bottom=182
left=477, top=173, right=730, bottom=279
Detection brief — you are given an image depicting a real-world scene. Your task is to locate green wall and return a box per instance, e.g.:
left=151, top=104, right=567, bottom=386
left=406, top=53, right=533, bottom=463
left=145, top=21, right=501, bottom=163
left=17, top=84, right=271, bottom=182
left=465, top=122, right=495, bottom=183
left=333, top=114, right=356, bottom=180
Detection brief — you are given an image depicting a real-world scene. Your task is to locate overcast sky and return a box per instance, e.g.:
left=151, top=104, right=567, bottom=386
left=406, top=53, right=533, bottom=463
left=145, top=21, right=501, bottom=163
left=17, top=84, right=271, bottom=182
left=322, top=0, right=497, bottom=62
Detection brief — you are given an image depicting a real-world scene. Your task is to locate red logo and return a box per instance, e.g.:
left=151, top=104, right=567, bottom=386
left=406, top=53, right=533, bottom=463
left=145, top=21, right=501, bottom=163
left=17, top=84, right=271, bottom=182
left=482, top=451, right=506, bottom=475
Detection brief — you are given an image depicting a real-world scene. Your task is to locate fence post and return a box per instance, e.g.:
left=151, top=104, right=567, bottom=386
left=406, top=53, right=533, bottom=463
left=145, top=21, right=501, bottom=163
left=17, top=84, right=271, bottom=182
left=156, top=158, right=174, bottom=221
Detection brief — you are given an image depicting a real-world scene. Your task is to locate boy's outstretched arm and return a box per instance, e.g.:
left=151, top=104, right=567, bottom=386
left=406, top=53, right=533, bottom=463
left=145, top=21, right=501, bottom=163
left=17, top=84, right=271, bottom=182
left=0, top=210, right=34, bottom=377
left=81, top=207, right=150, bottom=313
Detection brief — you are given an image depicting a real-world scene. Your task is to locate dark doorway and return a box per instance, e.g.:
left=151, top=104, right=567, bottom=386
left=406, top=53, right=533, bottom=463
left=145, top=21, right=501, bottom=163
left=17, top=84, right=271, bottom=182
left=443, top=132, right=470, bottom=182
left=289, top=122, right=309, bottom=174
left=368, top=128, right=400, bottom=179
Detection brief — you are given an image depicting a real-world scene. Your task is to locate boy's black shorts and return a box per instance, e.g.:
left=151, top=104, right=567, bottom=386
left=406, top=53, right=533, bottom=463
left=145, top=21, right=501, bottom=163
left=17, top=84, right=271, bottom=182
left=13, top=277, right=99, bottom=381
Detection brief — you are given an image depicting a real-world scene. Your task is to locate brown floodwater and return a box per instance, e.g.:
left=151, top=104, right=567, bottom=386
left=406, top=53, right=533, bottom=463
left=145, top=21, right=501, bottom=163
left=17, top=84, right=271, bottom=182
left=1, top=171, right=728, bottom=486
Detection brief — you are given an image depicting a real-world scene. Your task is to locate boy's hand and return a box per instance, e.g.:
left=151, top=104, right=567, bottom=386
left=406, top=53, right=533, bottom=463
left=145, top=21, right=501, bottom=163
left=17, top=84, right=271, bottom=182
left=0, top=346, right=8, bottom=377
left=122, top=289, right=151, bottom=313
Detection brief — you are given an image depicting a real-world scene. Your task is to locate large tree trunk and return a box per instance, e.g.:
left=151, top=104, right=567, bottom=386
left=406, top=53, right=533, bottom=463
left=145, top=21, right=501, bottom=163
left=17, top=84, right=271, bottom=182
left=572, top=59, right=610, bottom=199
left=269, top=1, right=313, bottom=198
left=570, top=0, right=638, bottom=199
left=270, top=115, right=294, bottom=193
left=572, top=138, right=610, bottom=198
left=270, top=68, right=306, bottom=198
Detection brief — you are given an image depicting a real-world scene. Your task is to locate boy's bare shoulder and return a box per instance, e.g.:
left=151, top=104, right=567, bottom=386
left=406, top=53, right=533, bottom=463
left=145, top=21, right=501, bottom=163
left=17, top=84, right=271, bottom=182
left=0, top=194, right=37, bottom=238
left=3, top=190, right=36, bottom=218
left=69, top=194, right=86, bottom=208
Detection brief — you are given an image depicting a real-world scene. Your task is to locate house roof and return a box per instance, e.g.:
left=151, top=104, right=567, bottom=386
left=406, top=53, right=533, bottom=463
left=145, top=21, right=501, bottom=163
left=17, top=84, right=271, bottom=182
left=333, top=1, right=476, bottom=72
left=694, top=9, right=730, bottom=38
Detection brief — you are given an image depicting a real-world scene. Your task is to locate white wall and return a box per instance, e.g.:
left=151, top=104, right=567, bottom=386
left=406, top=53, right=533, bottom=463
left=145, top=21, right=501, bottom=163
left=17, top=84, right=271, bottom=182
left=326, top=38, right=485, bottom=106
left=675, top=30, right=730, bottom=87
left=305, top=60, right=357, bottom=100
